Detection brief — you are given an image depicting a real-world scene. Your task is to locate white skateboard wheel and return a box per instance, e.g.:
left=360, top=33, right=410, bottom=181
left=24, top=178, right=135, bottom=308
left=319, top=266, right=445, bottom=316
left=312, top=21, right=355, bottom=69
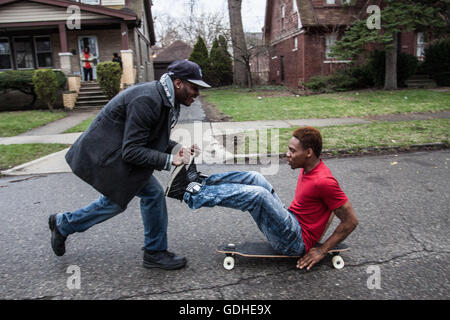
left=223, top=256, right=235, bottom=270
left=332, top=255, right=344, bottom=269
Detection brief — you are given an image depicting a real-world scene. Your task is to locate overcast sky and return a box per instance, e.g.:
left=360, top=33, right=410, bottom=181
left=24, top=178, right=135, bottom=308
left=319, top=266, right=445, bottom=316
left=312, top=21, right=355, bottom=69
left=151, top=0, right=267, bottom=33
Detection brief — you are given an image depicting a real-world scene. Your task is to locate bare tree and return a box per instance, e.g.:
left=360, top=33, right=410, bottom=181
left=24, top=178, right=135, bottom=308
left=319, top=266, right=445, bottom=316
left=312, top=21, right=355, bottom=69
left=154, top=14, right=184, bottom=48
left=178, top=11, right=230, bottom=49
left=154, top=9, right=230, bottom=50
left=228, top=0, right=248, bottom=87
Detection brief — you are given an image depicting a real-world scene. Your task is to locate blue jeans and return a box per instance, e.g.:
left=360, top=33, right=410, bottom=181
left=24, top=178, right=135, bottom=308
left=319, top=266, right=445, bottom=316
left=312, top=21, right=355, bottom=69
left=56, top=175, right=168, bottom=251
left=184, top=171, right=305, bottom=256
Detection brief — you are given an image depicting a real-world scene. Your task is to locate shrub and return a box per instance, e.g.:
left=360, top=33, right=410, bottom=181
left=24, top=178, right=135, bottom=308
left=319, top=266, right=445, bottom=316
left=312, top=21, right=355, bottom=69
left=304, top=75, right=333, bottom=92
left=422, top=38, right=450, bottom=86
left=367, top=50, right=419, bottom=87
left=32, top=69, right=59, bottom=111
left=96, top=61, right=122, bottom=99
left=0, top=70, right=66, bottom=108
left=329, top=65, right=374, bottom=91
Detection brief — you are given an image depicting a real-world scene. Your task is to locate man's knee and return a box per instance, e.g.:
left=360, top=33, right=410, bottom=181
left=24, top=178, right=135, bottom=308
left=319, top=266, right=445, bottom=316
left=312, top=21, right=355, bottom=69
left=98, top=196, right=124, bottom=213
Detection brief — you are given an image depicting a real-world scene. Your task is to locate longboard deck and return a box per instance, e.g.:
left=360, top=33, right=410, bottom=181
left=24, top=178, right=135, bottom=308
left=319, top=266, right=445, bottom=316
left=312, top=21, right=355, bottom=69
left=216, top=242, right=349, bottom=258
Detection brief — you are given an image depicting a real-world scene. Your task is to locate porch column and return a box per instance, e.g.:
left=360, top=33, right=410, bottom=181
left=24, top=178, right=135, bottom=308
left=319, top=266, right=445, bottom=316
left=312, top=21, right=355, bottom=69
left=121, top=49, right=135, bottom=87
left=120, top=21, right=129, bottom=50
left=58, top=23, right=73, bottom=75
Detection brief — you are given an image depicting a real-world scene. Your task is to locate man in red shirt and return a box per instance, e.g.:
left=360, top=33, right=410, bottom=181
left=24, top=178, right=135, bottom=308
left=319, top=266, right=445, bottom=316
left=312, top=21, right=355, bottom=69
left=286, top=127, right=358, bottom=270
left=81, top=47, right=94, bottom=81
left=166, top=127, right=358, bottom=270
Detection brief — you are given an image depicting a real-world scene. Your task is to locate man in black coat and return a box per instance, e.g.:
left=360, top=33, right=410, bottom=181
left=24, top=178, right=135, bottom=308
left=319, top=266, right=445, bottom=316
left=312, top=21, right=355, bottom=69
left=48, top=60, right=210, bottom=270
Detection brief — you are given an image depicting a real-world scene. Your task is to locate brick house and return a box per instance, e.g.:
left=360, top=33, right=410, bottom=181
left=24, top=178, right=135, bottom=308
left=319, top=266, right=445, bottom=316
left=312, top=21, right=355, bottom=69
left=264, top=0, right=429, bottom=89
left=0, top=0, right=156, bottom=92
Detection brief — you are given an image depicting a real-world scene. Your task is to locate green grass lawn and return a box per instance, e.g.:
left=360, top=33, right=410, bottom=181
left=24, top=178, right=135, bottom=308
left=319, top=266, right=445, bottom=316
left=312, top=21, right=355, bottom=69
left=64, top=116, right=95, bottom=133
left=202, top=88, right=450, bottom=121
left=239, top=119, right=450, bottom=155
left=0, top=110, right=66, bottom=137
left=0, top=144, right=70, bottom=171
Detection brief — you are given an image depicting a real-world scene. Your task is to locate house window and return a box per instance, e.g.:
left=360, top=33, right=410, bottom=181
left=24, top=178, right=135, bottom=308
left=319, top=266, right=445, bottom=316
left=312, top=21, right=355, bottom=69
left=13, top=37, right=34, bottom=69
left=34, top=36, right=53, bottom=68
left=76, top=0, right=100, bottom=4
left=293, top=37, right=298, bottom=51
left=281, top=5, right=286, bottom=30
left=326, top=0, right=336, bottom=4
left=416, top=32, right=426, bottom=60
left=0, top=38, right=12, bottom=70
left=325, top=34, right=338, bottom=59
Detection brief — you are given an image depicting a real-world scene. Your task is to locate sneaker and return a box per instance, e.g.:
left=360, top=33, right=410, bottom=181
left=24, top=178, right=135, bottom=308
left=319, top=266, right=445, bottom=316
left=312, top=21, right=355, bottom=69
left=186, top=157, right=208, bottom=183
left=165, top=157, right=207, bottom=201
left=48, top=214, right=67, bottom=256
left=143, top=249, right=187, bottom=270
left=165, top=163, right=190, bottom=201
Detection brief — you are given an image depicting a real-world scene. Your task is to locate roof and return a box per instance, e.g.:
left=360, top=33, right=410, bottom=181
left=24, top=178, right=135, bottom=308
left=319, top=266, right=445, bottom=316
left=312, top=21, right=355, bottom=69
left=298, top=0, right=371, bottom=27
left=153, top=40, right=193, bottom=63
left=0, top=0, right=138, bottom=20
left=264, top=0, right=376, bottom=33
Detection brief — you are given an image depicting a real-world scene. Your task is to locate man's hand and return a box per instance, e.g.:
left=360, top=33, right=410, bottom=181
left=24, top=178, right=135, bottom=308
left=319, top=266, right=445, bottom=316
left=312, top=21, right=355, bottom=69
left=296, top=247, right=327, bottom=271
left=171, top=144, right=201, bottom=166
left=172, top=147, right=192, bottom=166
left=297, top=201, right=358, bottom=271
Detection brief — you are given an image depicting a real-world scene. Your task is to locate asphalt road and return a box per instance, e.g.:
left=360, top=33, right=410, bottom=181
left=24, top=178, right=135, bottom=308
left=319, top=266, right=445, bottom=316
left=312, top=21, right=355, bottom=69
left=0, top=151, right=449, bottom=300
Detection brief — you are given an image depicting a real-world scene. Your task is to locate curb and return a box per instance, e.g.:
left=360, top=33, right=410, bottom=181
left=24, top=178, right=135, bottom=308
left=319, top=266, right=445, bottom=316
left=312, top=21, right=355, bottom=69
left=228, top=143, right=450, bottom=163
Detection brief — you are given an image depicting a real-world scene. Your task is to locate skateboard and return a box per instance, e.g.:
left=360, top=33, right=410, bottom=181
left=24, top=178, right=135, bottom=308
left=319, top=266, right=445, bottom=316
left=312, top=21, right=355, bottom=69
left=216, top=242, right=350, bottom=270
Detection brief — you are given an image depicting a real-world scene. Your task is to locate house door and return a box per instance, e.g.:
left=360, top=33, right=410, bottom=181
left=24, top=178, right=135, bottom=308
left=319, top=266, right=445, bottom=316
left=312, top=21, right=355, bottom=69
left=78, top=35, right=99, bottom=81
left=280, top=56, right=285, bottom=83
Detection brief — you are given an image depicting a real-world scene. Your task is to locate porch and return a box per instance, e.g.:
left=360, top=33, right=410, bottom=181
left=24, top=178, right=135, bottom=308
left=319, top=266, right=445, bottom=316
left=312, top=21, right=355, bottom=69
left=0, top=0, right=155, bottom=109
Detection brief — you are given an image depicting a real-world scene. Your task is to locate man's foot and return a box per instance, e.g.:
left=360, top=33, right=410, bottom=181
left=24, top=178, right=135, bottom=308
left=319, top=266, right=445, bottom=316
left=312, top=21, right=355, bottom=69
left=48, top=214, right=67, bottom=256
left=186, top=158, right=208, bottom=183
left=165, top=157, right=207, bottom=201
left=143, top=249, right=187, bottom=270
left=165, top=164, right=190, bottom=200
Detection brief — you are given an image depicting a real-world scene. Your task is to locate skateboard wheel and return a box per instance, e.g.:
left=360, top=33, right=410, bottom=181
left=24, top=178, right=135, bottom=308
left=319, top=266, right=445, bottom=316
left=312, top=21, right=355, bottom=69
left=332, top=255, right=344, bottom=269
left=223, top=256, right=235, bottom=270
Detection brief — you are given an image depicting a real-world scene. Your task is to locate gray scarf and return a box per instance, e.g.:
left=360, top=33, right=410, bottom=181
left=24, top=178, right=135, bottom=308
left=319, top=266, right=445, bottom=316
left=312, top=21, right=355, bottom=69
left=159, top=73, right=180, bottom=128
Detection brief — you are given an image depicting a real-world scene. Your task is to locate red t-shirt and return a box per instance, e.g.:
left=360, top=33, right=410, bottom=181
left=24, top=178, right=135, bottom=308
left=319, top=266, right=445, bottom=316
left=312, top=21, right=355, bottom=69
left=84, top=53, right=91, bottom=69
left=288, top=160, right=348, bottom=252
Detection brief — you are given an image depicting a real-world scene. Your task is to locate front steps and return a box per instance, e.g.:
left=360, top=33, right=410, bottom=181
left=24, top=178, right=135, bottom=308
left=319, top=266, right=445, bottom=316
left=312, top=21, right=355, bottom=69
left=75, top=81, right=109, bottom=110
left=406, top=75, right=437, bottom=89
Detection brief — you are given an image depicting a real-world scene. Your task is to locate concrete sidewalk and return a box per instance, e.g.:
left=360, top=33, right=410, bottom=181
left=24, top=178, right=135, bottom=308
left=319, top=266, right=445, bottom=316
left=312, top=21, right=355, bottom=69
left=18, top=111, right=98, bottom=136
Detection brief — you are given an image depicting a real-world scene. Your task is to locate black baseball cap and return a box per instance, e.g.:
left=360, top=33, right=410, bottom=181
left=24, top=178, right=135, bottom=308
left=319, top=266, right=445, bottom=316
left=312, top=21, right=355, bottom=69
left=167, top=60, right=211, bottom=88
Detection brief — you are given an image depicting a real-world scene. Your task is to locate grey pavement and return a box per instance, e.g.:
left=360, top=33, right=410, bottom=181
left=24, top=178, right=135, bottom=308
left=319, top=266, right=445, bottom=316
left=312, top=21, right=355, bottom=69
left=0, top=151, right=448, bottom=299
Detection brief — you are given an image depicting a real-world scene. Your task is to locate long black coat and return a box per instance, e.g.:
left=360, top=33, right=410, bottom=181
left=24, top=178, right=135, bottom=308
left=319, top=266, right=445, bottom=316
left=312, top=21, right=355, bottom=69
left=65, top=81, right=179, bottom=209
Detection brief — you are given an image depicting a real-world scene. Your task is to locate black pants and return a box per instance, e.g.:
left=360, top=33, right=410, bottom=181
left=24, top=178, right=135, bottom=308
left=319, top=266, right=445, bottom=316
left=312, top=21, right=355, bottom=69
left=83, top=67, right=93, bottom=81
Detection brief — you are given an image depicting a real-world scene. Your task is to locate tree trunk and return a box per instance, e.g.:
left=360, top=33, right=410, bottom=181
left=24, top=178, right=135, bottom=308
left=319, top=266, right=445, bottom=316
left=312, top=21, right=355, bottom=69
left=227, top=0, right=248, bottom=87
left=384, top=32, right=398, bottom=90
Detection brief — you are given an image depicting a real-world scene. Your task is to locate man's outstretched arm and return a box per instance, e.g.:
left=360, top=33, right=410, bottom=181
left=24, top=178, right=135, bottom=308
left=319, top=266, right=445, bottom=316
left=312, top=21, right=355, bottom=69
left=297, top=201, right=358, bottom=271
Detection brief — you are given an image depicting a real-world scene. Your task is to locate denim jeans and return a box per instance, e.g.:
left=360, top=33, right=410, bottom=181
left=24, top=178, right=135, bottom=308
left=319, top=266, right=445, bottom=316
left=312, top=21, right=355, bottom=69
left=56, top=175, right=168, bottom=251
left=184, top=171, right=305, bottom=256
